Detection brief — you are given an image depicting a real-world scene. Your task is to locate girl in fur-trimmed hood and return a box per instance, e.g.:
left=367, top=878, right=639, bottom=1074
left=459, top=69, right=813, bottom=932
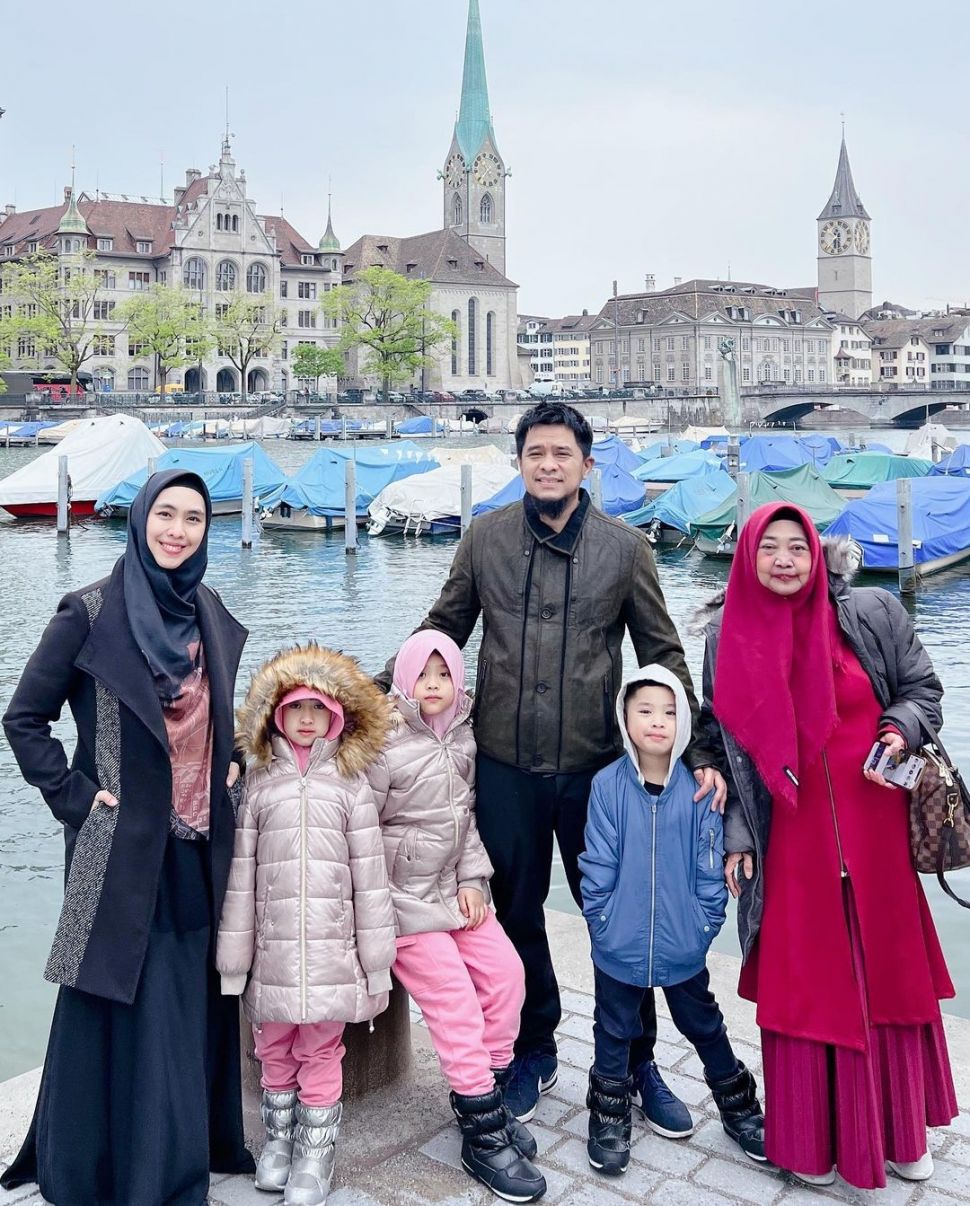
left=216, top=643, right=396, bottom=1205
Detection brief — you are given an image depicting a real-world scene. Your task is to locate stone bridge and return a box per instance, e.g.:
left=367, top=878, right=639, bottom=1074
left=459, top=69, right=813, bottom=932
left=741, top=386, right=968, bottom=427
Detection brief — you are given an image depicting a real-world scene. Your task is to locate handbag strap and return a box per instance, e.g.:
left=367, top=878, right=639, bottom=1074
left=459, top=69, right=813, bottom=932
left=899, top=702, right=970, bottom=909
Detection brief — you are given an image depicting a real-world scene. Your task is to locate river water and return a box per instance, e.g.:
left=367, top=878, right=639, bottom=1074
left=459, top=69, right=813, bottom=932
left=0, top=433, right=967, bottom=1080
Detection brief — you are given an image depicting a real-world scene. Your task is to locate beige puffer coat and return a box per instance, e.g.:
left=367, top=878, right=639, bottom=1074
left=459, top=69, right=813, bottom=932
left=216, top=644, right=396, bottom=1025
left=368, top=695, right=493, bottom=936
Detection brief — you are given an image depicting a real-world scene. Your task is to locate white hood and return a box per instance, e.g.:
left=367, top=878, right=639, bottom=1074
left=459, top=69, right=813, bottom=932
left=616, top=663, right=692, bottom=788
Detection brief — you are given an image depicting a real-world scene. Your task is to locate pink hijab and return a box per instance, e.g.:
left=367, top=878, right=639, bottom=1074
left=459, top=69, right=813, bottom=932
left=274, top=687, right=345, bottom=773
left=392, top=630, right=466, bottom=737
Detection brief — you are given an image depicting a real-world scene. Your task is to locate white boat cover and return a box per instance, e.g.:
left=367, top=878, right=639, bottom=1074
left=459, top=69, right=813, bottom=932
left=680, top=425, right=730, bottom=443
left=904, top=423, right=955, bottom=461
left=228, top=417, right=292, bottom=438
left=369, top=463, right=515, bottom=525
left=428, top=443, right=510, bottom=466
left=0, top=415, right=165, bottom=506
left=38, top=419, right=84, bottom=444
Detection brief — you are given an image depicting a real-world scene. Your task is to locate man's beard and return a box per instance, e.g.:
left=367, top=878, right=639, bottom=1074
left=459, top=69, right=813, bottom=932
left=529, top=493, right=569, bottom=519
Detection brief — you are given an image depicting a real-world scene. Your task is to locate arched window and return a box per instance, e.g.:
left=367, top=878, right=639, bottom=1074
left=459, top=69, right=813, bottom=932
left=451, top=309, right=461, bottom=375
left=216, top=213, right=223, bottom=231
left=183, top=257, right=206, bottom=290
left=217, top=260, right=237, bottom=291
left=453, top=193, right=463, bottom=226
left=467, top=297, right=478, bottom=376
left=486, top=311, right=495, bottom=376
left=127, top=366, right=150, bottom=391
left=231, top=214, right=239, bottom=233
left=480, top=194, right=492, bottom=224
left=93, top=367, right=115, bottom=392
left=246, top=262, right=267, bottom=294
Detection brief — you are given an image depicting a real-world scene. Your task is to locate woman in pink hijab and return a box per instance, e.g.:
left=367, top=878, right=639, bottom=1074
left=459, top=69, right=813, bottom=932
left=371, top=631, right=546, bottom=1203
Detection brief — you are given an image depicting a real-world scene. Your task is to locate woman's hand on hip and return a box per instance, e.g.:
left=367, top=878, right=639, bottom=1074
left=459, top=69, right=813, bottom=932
left=226, top=762, right=240, bottom=789
left=724, top=851, right=754, bottom=899
left=91, top=789, right=119, bottom=813
left=694, top=766, right=727, bottom=814
left=458, top=887, right=487, bottom=930
left=864, top=730, right=905, bottom=790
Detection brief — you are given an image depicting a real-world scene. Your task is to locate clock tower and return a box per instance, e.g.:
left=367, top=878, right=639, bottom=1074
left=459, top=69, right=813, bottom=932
left=442, top=0, right=507, bottom=275
left=817, top=134, right=872, bottom=319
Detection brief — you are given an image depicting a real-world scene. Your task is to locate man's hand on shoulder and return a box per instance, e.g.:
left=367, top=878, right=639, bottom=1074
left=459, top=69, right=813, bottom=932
left=693, top=766, right=726, bottom=814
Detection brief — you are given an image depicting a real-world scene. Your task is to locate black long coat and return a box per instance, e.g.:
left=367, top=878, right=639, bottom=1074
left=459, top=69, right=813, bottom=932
left=3, top=560, right=248, bottom=1004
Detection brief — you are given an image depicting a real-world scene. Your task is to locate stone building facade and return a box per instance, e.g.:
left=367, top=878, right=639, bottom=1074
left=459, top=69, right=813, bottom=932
left=518, top=313, right=595, bottom=385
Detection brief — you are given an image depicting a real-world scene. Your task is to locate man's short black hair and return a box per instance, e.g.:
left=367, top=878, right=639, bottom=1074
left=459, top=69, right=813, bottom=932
left=514, top=402, right=593, bottom=459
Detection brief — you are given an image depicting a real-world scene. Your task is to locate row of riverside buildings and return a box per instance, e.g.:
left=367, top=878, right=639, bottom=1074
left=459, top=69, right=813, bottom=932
left=1, top=0, right=964, bottom=402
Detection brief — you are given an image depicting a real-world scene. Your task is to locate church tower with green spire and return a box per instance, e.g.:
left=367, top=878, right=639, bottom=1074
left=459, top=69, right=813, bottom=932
left=442, top=0, right=507, bottom=275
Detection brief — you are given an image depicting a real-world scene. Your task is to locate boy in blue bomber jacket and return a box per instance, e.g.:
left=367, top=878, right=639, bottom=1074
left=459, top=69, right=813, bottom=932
left=579, top=665, right=765, bottom=1177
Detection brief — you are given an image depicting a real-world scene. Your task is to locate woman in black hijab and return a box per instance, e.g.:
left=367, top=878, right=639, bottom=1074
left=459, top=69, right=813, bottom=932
left=1, top=470, right=254, bottom=1205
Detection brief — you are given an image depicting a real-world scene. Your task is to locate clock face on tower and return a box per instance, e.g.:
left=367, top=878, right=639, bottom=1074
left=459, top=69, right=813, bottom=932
left=854, top=222, right=870, bottom=254
left=473, top=152, right=502, bottom=188
left=820, top=219, right=852, bottom=255
left=445, top=154, right=466, bottom=188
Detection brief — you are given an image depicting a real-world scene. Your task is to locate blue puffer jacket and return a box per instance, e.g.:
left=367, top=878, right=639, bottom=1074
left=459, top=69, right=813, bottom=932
left=579, top=664, right=727, bottom=988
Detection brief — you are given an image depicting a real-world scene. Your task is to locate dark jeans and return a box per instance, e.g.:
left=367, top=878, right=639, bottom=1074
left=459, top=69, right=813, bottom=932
left=593, top=964, right=738, bottom=1082
left=476, top=753, right=657, bottom=1059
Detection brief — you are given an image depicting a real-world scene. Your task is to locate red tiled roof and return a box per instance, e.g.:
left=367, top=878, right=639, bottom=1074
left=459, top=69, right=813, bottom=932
left=260, top=215, right=316, bottom=267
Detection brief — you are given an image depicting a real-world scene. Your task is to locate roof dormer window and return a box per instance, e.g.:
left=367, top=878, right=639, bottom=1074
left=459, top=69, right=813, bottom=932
left=447, top=257, right=459, bottom=268
left=376, top=243, right=389, bottom=253
left=27, top=241, right=38, bottom=253
left=97, top=237, right=113, bottom=251
left=301, top=253, right=315, bottom=266
left=136, top=240, right=152, bottom=254
left=3, top=245, right=13, bottom=256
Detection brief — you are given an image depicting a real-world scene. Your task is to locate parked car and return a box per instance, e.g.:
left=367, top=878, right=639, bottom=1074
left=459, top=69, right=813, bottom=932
left=431, top=390, right=455, bottom=402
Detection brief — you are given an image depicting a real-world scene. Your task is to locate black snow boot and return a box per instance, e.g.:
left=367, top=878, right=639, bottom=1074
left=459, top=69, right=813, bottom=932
left=586, top=1069, right=633, bottom=1176
left=492, top=1064, right=539, bottom=1159
left=450, top=1087, right=547, bottom=1203
left=705, top=1062, right=766, bottom=1162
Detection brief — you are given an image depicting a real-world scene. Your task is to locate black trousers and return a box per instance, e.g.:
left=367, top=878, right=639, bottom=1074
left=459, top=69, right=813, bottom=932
left=593, top=964, right=737, bottom=1082
left=476, top=752, right=657, bottom=1058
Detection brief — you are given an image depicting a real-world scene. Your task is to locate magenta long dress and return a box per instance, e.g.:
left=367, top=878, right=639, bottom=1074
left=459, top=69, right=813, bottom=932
left=738, top=642, right=957, bottom=1187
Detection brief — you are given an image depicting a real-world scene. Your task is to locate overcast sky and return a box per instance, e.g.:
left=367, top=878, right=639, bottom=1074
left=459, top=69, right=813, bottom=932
left=1, top=0, right=965, bottom=317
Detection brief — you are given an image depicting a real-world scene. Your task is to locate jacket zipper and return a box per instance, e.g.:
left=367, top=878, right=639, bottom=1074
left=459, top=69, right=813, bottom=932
left=299, top=775, right=308, bottom=1021
left=708, top=828, right=715, bottom=870
left=647, top=800, right=658, bottom=983
left=821, top=752, right=848, bottom=879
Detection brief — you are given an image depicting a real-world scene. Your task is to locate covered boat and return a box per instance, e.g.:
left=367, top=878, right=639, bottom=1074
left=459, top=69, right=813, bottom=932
left=261, top=442, right=439, bottom=531
left=368, top=463, right=516, bottom=536
left=591, top=434, right=643, bottom=474
left=739, top=436, right=819, bottom=473
left=622, top=472, right=736, bottom=543
left=427, top=444, right=509, bottom=466
left=96, top=442, right=287, bottom=515
left=681, top=425, right=729, bottom=445
left=1, top=421, right=60, bottom=445
left=0, top=416, right=165, bottom=518
left=824, top=476, right=970, bottom=576
left=395, top=415, right=445, bottom=437
left=37, top=419, right=84, bottom=444
left=474, top=462, right=643, bottom=518
left=228, top=417, right=292, bottom=439
left=930, top=444, right=970, bottom=477
left=692, top=465, right=846, bottom=557
left=904, top=422, right=955, bottom=462
left=822, top=452, right=932, bottom=497
left=634, top=450, right=726, bottom=497
left=636, top=438, right=700, bottom=461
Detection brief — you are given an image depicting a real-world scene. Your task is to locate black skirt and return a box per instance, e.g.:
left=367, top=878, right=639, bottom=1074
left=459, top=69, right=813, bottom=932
left=1, top=836, right=254, bottom=1206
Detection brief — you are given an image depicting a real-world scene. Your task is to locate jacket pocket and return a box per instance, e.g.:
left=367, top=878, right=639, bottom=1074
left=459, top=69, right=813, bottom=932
left=390, top=827, right=420, bottom=885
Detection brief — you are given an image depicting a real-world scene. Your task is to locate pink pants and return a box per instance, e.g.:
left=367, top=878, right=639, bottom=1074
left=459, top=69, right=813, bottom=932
left=253, top=1021, right=346, bottom=1108
left=393, top=911, right=525, bottom=1096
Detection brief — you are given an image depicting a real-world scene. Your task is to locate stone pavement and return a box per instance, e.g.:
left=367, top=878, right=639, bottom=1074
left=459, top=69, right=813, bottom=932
left=2, top=911, right=968, bottom=1206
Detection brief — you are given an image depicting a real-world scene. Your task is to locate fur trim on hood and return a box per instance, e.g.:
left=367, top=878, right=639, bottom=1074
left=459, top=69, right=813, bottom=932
left=689, top=534, right=862, bottom=634
left=237, top=643, right=393, bottom=777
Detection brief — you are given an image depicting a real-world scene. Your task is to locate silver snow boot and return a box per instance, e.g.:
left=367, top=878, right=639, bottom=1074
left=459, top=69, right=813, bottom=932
left=283, top=1101, right=342, bottom=1206
left=256, top=1088, right=297, bottom=1192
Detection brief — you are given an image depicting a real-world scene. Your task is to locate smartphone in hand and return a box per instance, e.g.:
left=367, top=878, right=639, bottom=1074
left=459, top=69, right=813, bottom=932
left=864, top=741, right=927, bottom=789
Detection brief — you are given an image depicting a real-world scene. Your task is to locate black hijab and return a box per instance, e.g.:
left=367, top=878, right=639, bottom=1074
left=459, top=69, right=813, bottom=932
left=124, top=469, right=212, bottom=701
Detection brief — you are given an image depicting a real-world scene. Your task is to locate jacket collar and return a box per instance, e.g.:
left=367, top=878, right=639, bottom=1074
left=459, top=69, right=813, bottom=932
left=523, top=490, right=590, bottom=554
left=270, top=731, right=338, bottom=773
left=75, top=561, right=248, bottom=753
left=395, top=692, right=472, bottom=739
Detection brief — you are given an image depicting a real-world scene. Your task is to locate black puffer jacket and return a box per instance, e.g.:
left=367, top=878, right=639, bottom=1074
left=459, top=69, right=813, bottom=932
left=697, top=537, right=943, bottom=960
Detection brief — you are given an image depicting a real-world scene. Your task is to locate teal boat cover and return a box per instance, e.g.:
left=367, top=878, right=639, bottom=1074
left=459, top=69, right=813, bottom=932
left=823, top=452, right=931, bottom=489
left=691, top=465, right=846, bottom=542
left=592, top=435, right=643, bottom=473
left=633, top=450, right=725, bottom=483
left=264, top=441, right=438, bottom=516
left=95, top=442, right=287, bottom=511
left=623, top=472, right=736, bottom=534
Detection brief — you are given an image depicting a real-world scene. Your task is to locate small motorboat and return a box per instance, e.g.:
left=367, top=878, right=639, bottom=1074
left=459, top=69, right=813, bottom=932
left=368, top=463, right=516, bottom=536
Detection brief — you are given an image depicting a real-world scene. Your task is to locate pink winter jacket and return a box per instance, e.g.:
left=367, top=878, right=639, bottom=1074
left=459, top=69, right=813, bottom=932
left=216, top=644, right=397, bottom=1025
left=368, top=695, right=493, bottom=936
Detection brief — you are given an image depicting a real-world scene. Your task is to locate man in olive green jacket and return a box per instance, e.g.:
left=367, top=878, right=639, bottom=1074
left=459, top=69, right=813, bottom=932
left=385, top=403, right=724, bottom=1124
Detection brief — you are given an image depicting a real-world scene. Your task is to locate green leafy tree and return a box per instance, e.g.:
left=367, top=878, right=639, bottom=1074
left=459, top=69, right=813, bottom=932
left=291, top=343, right=345, bottom=396
left=322, top=266, right=456, bottom=403
left=0, top=250, right=108, bottom=394
left=211, top=293, right=282, bottom=401
left=118, top=285, right=213, bottom=398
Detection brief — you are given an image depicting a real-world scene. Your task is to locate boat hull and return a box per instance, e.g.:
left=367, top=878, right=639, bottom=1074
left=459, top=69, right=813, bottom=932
left=2, top=499, right=99, bottom=518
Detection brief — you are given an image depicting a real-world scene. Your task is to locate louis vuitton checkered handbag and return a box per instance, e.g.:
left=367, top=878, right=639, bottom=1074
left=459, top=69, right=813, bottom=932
left=902, top=701, right=970, bottom=910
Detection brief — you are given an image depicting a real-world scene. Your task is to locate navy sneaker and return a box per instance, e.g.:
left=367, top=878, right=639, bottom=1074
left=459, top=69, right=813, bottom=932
left=631, top=1060, right=694, bottom=1138
left=504, top=1051, right=559, bottom=1123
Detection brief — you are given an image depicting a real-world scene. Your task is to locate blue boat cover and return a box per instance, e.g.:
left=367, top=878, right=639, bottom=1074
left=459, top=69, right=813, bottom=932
left=824, top=476, right=970, bottom=569
left=633, top=450, right=726, bottom=483
left=622, top=472, right=736, bottom=534
left=931, top=444, right=970, bottom=477
left=265, top=441, right=439, bottom=515
left=636, top=439, right=700, bottom=461
left=797, top=434, right=843, bottom=461
left=591, top=435, right=643, bottom=473
left=395, top=416, right=437, bottom=435
left=96, top=442, right=288, bottom=510
left=474, top=462, right=644, bottom=518
left=739, top=436, right=817, bottom=473
left=3, top=421, right=59, bottom=437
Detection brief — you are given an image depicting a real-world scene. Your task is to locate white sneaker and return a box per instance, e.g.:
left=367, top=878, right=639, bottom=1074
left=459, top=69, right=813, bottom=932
left=887, top=1152, right=934, bottom=1181
left=791, top=1168, right=836, bottom=1186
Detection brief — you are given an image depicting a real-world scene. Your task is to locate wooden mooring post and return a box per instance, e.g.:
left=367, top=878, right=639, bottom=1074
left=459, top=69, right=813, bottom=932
left=897, top=477, right=916, bottom=594
left=241, top=458, right=254, bottom=549
left=345, top=460, right=359, bottom=554
left=56, top=456, right=69, bottom=535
